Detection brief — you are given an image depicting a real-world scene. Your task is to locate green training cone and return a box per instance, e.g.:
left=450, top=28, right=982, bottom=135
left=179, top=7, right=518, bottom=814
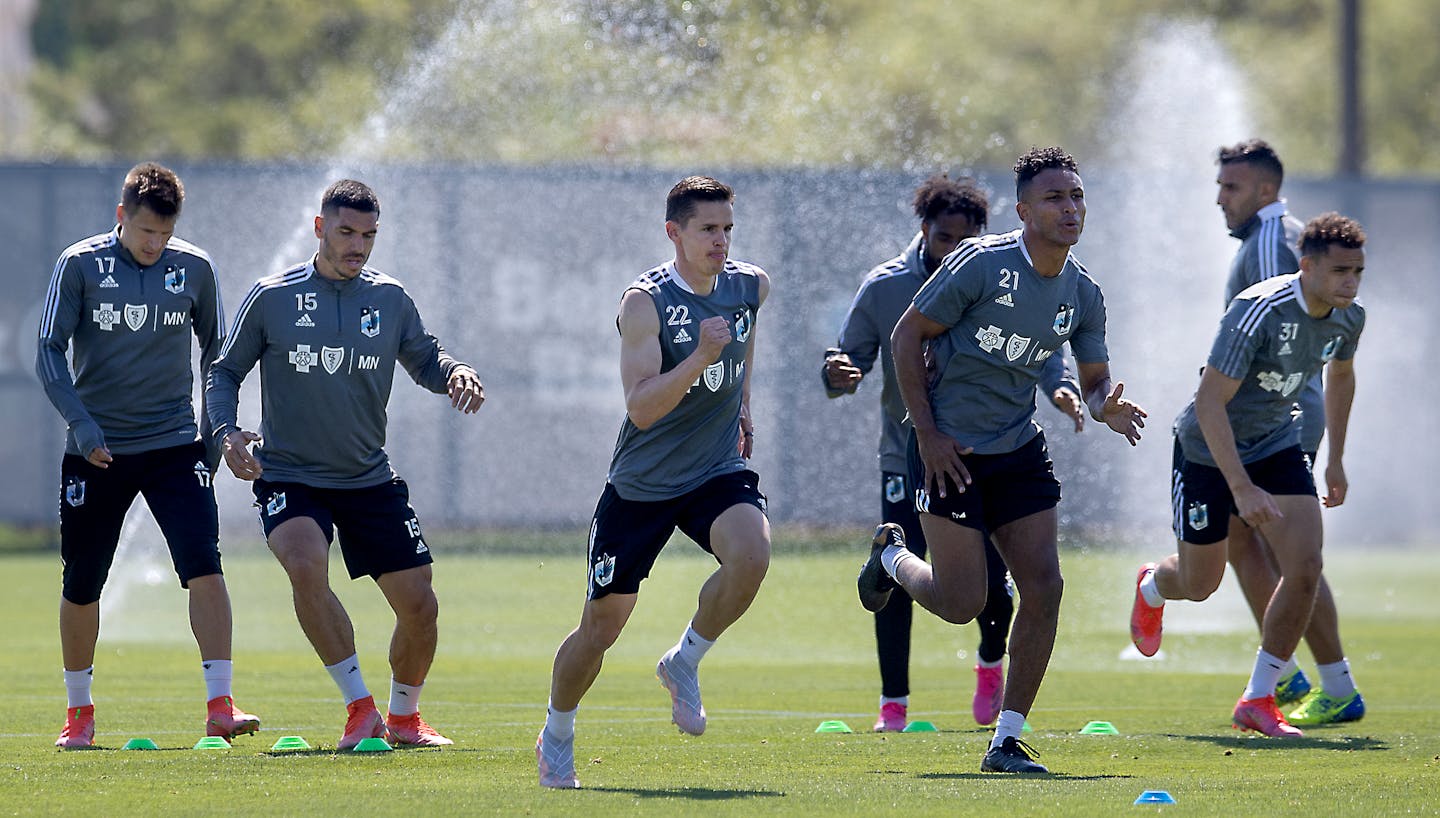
left=351, top=736, right=393, bottom=752
left=121, top=737, right=159, bottom=750
left=1134, top=790, right=1176, bottom=804
left=1022, top=720, right=1033, bottom=733
left=1080, top=720, right=1119, bottom=734
left=192, top=736, right=231, bottom=750
left=271, top=736, right=311, bottom=751
left=815, top=720, right=854, bottom=733
left=902, top=721, right=938, bottom=732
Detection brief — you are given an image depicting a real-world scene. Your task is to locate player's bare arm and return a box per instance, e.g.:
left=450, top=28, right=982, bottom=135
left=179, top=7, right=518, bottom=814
left=1193, top=367, right=1282, bottom=527
left=1051, top=385, right=1085, bottom=433
left=1322, top=356, right=1356, bottom=508
left=619, top=288, right=730, bottom=430
left=447, top=366, right=485, bottom=414
left=1077, top=361, right=1147, bottom=445
left=222, top=429, right=264, bottom=481
left=891, top=304, right=971, bottom=497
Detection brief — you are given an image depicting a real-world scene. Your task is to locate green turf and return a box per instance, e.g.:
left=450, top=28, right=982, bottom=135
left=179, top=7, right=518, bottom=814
left=2, top=534, right=1437, bottom=816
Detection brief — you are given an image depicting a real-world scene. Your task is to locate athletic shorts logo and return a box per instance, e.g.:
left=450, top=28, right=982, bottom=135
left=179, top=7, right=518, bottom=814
left=1005, top=333, right=1032, bottom=362
left=914, top=486, right=931, bottom=514
left=289, top=344, right=317, bottom=373
left=265, top=491, right=287, bottom=516
left=733, top=307, right=754, bottom=343
left=164, top=265, right=186, bottom=294
left=592, top=553, right=616, bottom=588
left=884, top=474, right=906, bottom=504
left=975, top=324, right=1005, bottom=354
left=321, top=346, right=345, bottom=375
left=1053, top=304, right=1075, bottom=336
left=93, top=303, right=120, bottom=331
left=703, top=361, right=725, bottom=392
left=65, top=478, right=86, bottom=507
left=124, top=303, right=148, bottom=331
left=1187, top=501, right=1209, bottom=531
left=360, top=307, right=381, bottom=338
left=193, top=460, right=212, bottom=488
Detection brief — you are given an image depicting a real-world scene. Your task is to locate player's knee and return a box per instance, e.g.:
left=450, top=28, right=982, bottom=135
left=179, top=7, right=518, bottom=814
left=934, top=592, right=984, bottom=625
left=62, top=565, right=107, bottom=606
left=1015, top=565, right=1064, bottom=616
left=396, top=586, right=439, bottom=625
left=579, top=611, right=626, bottom=650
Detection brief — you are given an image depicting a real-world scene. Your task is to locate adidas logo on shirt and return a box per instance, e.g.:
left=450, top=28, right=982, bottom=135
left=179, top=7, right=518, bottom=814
left=672, top=328, right=693, bottom=344
left=99, top=275, right=119, bottom=288
left=295, top=313, right=315, bottom=327
left=994, top=292, right=1014, bottom=307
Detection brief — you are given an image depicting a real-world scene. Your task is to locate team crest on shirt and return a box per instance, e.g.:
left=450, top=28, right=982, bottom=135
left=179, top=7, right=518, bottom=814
left=164, top=265, right=186, bottom=294
left=885, top=475, right=906, bottom=504
left=65, top=477, right=86, bottom=507
left=1187, top=502, right=1209, bottom=531
left=93, top=303, right=120, bottom=331
left=360, top=307, right=381, bottom=338
left=592, top=553, right=616, bottom=588
left=321, top=346, right=345, bottom=374
left=1320, top=335, right=1344, bottom=361
left=289, top=344, right=317, bottom=373
left=975, top=324, right=1005, bottom=353
left=1257, top=370, right=1303, bottom=396
left=703, top=361, right=726, bottom=392
left=124, top=303, right=148, bottom=331
left=1005, top=334, right=1032, bottom=362
left=733, top=308, right=754, bottom=343
left=265, top=491, right=287, bottom=516
left=1052, top=304, right=1074, bottom=335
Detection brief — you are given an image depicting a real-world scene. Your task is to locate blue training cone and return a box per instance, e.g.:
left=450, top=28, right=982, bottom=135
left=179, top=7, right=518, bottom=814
left=1134, top=790, right=1176, bottom=805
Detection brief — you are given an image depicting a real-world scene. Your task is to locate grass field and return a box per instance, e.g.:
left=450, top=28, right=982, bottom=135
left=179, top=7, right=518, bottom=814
left=2, top=532, right=1438, bottom=816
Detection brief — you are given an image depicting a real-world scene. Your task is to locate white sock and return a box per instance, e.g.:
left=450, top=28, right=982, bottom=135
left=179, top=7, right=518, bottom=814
left=879, top=695, right=908, bottom=708
left=1138, top=568, right=1164, bottom=608
left=1279, top=656, right=1299, bottom=677
left=1318, top=659, right=1356, bottom=699
left=202, top=659, right=233, bottom=701
left=990, top=709, right=1026, bottom=749
left=880, top=544, right=916, bottom=579
left=977, top=657, right=1003, bottom=670
left=673, top=624, right=714, bottom=667
left=64, top=667, right=94, bottom=708
left=1242, top=648, right=1287, bottom=700
left=389, top=677, right=423, bottom=717
left=545, top=701, right=577, bottom=740
left=324, top=654, right=370, bottom=705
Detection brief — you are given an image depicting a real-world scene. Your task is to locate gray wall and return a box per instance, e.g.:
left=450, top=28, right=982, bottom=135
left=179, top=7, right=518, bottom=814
left=3, top=162, right=1436, bottom=547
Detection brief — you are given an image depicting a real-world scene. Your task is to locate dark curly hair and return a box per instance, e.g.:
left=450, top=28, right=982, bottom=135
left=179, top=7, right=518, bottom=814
left=121, top=162, right=184, bottom=217
left=913, top=174, right=988, bottom=229
left=1299, top=212, right=1366, bottom=257
left=1217, top=139, right=1284, bottom=187
left=1013, top=146, right=1079, bottom=200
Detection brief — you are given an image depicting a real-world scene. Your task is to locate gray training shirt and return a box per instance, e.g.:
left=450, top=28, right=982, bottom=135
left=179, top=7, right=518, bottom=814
left=913, top=229, right=1108, bottom=455
left=830, top=231, right=1080, bottom=472
left=37, top=227, right=225, bottom=464
left=206, top=260, right=471, bottom=489
left=607, top=259, right=763, bottom=502
left=1223, top=199, right=1324, bottom=453
left=1175, top=273, right=1364, bottom=467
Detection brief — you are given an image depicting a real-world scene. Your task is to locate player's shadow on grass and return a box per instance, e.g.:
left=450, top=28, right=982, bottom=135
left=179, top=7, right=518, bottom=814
left=916, top=772, right=1133, bottom=782
left=1176, top=733, right=1388, bottom=752
left=587, top=786, right=784, bottom=800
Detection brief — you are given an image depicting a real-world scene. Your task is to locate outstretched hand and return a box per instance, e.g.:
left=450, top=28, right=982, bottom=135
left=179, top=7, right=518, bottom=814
left=1100, top=382, right=1147, bottom=445
left=222, top=430, right=264, bottom=481
left=448, top=367, right=485, bottom=414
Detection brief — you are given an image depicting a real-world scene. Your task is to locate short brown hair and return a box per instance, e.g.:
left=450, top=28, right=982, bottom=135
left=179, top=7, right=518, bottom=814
left=1218, top=139, right=1284, bottom=187
left=121, top=162, right=184, bottom=217
left=1299, top=212, right=1366, bottom=257
left=665, top=176, right=733, bottom=225
left=321, top=179, right=380, bottom=216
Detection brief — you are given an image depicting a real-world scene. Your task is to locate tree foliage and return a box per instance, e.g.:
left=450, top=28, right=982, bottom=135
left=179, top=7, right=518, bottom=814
left=19, top=0, right=1438, bottom=177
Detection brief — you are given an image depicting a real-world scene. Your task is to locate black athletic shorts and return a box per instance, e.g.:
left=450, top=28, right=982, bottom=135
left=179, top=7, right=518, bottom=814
left=1171, top=438, right=1317, bottom=545
left=253, top=477, right=432, bottom=580
left=905, top=430, right=1061, bottom=534
left=59, top=441, right=221, bottom=605
left=586, top=469, right=767, bottom=599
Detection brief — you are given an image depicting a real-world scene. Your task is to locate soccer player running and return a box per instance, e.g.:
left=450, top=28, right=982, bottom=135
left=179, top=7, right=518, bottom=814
left=207, top=180, right=484, bottom=750
left=858, top=147, right=1147, bottom=773
left=1130, top=213, right=1366, bottom=737
left=1130, top=140, right=1365, bottom=728
left=537, top=176, right=770, bottom=789
left=37, top=162, right=260, bottom=748
left=824, top=174, right=1084, bottom=732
